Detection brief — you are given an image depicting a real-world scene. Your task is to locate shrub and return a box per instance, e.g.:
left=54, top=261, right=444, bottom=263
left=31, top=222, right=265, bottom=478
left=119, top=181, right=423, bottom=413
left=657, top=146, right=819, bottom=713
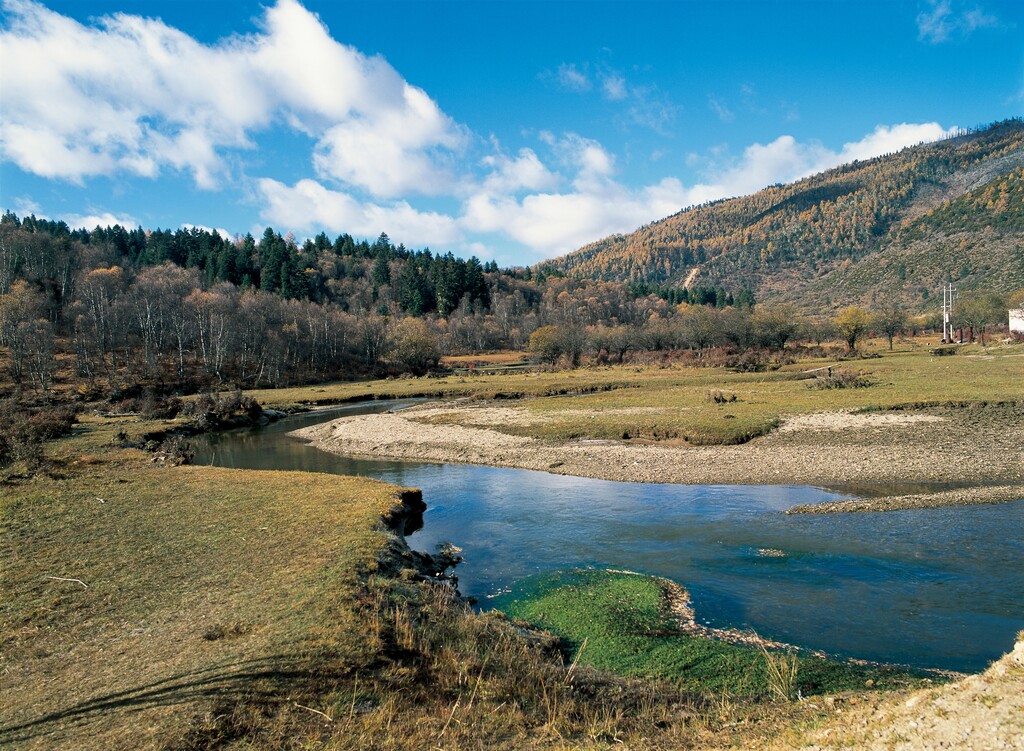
left=183, top=390, right=262, bottom=429
left=807, top=368, right=873, bottom=390
left=706, top=389, right=738, bottom=404
left=0, top=400, right=78, bottom=468
left=722, top=349, right=794, bottom=372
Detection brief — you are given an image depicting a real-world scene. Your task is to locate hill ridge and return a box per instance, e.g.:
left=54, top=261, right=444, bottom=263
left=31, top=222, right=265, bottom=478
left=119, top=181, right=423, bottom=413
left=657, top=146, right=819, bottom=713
left=547, top=119, right=1024, bottom=309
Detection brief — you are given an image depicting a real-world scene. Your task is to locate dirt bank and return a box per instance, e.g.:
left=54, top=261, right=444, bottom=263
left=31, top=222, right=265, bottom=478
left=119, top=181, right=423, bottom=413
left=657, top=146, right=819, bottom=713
left=292, top=401, right=1024, bottom=510
left=785, top=635, right=1024, bottom=751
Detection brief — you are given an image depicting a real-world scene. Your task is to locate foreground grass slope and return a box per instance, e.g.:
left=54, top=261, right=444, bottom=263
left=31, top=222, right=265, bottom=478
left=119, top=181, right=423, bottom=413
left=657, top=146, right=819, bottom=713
left=1, top=428, right=416, bottom=748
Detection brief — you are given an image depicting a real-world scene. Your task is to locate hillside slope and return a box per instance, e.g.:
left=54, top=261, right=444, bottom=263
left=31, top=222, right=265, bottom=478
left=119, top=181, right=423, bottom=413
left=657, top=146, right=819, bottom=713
left=548, top=120, right=1024, bottom=309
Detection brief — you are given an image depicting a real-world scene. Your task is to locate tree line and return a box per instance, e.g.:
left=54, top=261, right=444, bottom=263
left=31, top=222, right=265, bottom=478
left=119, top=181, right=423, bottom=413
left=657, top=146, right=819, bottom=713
left=2, top=211, right=1018, bottom=395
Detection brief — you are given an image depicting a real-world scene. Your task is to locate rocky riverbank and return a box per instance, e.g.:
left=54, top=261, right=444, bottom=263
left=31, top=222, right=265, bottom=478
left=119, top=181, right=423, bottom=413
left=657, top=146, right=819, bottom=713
left=292, top=400, right=1024, bottom=511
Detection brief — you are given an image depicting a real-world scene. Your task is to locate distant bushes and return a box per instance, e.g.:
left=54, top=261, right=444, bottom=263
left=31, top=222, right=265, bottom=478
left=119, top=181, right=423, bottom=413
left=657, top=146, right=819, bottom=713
left=0, top=400, right=78, bottom=468
left=807, top=368, right=874, bottom=390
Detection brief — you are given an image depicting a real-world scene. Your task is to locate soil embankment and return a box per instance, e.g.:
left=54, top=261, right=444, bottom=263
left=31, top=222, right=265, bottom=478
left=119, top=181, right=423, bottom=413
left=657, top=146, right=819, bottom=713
left=293, top=401, right=1024, bottom=510
left=783, top=635, right=1024, bottom=750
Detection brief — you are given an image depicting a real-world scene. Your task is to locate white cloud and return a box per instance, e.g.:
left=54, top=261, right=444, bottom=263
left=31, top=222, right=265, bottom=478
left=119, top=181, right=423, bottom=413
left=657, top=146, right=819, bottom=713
left=685, top=122, right=957, bottom=204
left=63, top=211, right=139, bottom=229
left=257, top=178, right=462, bottom=247
left=480, top=148, right=560, bottom=193
left=601, top=72, right=628, bottom=101
left=12, top=196, right=42, bottom=216
left=545, top=61, right=676, bottom=133
left=917, top=0, right=998, bottom=43
left=0, top=0, right=465, bottom=194
left=460, top=132, right=689, bottom=258
left=554, top=63, right=591, bottom=92
left=461, top=176, right=689, bottom=259
left=708, top=96, right=735, bottom=123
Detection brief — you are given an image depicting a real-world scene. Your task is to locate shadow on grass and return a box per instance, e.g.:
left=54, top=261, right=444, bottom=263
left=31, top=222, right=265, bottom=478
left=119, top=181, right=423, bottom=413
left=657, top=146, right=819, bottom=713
left=0, top=653, right=327, bottom=746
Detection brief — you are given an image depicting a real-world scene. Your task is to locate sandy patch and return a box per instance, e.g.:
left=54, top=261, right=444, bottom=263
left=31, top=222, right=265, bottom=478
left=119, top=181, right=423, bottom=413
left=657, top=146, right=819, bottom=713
left=406, top=404, right=670, bottom=429
left=791, top=637, right=1024, bottom=751
left=778, top=411, right=945, bottom=433
left=409, top=405, right=554, bottom=427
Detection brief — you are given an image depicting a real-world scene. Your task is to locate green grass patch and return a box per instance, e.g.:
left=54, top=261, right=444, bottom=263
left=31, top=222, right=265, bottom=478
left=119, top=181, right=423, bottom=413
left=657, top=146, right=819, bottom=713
left=494, top=569, right=934, bottom=699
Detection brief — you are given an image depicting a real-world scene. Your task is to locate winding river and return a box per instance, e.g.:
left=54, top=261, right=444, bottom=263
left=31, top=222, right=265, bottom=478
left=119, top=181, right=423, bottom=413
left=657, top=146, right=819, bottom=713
left=191, top=400, right=1024, bottom=674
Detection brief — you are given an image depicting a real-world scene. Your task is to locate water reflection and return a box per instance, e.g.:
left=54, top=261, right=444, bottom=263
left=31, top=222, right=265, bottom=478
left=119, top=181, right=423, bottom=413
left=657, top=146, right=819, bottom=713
left=192, top=403, right=1024, bottom=673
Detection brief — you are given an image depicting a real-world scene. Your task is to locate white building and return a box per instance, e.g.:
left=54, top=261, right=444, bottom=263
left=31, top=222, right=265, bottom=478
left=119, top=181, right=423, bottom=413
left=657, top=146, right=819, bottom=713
left=1011, top=307, right=1024, bottom=335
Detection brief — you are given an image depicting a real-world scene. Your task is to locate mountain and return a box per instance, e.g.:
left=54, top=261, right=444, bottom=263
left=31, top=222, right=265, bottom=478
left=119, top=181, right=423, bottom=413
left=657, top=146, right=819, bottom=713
left=546, top=120, right=1024, bottom=310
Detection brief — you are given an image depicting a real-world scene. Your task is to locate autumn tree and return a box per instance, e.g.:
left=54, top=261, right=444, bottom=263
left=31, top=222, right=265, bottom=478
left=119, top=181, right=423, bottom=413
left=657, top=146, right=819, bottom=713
left=833, top=306, right=872, bottom=351
left=0, top=281, right=47, bottom=383
left=874, top=304, right=908, bottom=350
left=957, top=291, right=1008, bottom=345
left=528, top=325, right=563, bottom=364
left=389, top=318, right=440, bottom=375
left=750, top=303, right=803, bottom=350
left=678, top=305, right=721, bottom=352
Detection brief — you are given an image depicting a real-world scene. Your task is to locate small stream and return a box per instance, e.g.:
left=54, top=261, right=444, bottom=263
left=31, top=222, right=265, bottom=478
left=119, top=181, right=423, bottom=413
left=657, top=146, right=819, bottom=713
left=192, top=400, right=1024, bottom=674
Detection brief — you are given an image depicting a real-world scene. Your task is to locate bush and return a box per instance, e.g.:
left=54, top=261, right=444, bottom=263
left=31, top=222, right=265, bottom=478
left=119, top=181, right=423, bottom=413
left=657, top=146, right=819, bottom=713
left=722, top=348, right=794, bottom=372
left=931, top=347, right=957, bottom=357
left=706, top=389, right=738, bottom=404
left=807, top=368, right=873, bottom=390
left=0, top=400, right=78, bottom=468
left=183, top=391, right=262, bottom=430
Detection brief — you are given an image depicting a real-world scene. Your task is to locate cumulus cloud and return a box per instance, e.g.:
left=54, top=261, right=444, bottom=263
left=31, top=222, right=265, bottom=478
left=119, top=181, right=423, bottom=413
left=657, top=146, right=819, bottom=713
left=461, top=176, right=689, bottom=259
left=685, top=122, right=956, bottom=204
left=461, top=132, right=689, bottom=258
left=480, top=148, right=561, bottom=193
left=917, top=0, right=998, bottom=43
left=0, top=0, right=464, bottom=194
left=63, top=211, right=140, bottom=230
left=476, top=122, right=957, bottom=259
left=257, top=178, right=462, bottom=247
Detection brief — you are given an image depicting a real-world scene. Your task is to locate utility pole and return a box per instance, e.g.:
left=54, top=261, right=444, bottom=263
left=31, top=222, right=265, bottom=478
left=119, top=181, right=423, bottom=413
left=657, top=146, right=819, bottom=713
left=941, top=283, right=957, bottom=343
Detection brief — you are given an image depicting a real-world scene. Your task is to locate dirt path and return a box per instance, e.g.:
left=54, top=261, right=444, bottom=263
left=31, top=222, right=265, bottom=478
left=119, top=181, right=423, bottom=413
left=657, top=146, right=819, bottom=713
left=293, top=401, right=1024, bottom=509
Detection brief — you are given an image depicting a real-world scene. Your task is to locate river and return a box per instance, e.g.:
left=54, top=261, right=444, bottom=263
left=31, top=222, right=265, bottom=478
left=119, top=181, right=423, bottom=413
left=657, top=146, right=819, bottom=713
left=191, top=400, right=1024, bottom=674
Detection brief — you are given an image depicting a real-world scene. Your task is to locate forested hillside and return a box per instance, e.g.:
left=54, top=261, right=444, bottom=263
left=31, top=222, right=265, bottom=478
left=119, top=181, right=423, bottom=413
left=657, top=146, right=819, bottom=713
left=548, top=119, right=1024, bottom=308
left=0, top=213, right=676, bottom=391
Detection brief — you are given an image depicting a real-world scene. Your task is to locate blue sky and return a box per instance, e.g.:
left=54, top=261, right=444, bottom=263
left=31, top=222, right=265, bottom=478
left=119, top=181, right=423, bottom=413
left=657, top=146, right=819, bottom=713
left=1, top=0, right=1021, bottom=266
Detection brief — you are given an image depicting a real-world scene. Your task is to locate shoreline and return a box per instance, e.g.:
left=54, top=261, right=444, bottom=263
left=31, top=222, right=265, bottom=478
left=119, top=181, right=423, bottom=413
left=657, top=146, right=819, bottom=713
left=291, top=400, right=1024, bottom=511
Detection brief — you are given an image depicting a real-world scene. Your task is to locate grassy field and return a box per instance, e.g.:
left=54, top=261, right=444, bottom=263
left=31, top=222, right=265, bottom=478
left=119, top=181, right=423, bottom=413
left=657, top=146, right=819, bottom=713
left=1, top=413, right=421, bottom=749
left=251, top=338, right=1024, bottom=446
